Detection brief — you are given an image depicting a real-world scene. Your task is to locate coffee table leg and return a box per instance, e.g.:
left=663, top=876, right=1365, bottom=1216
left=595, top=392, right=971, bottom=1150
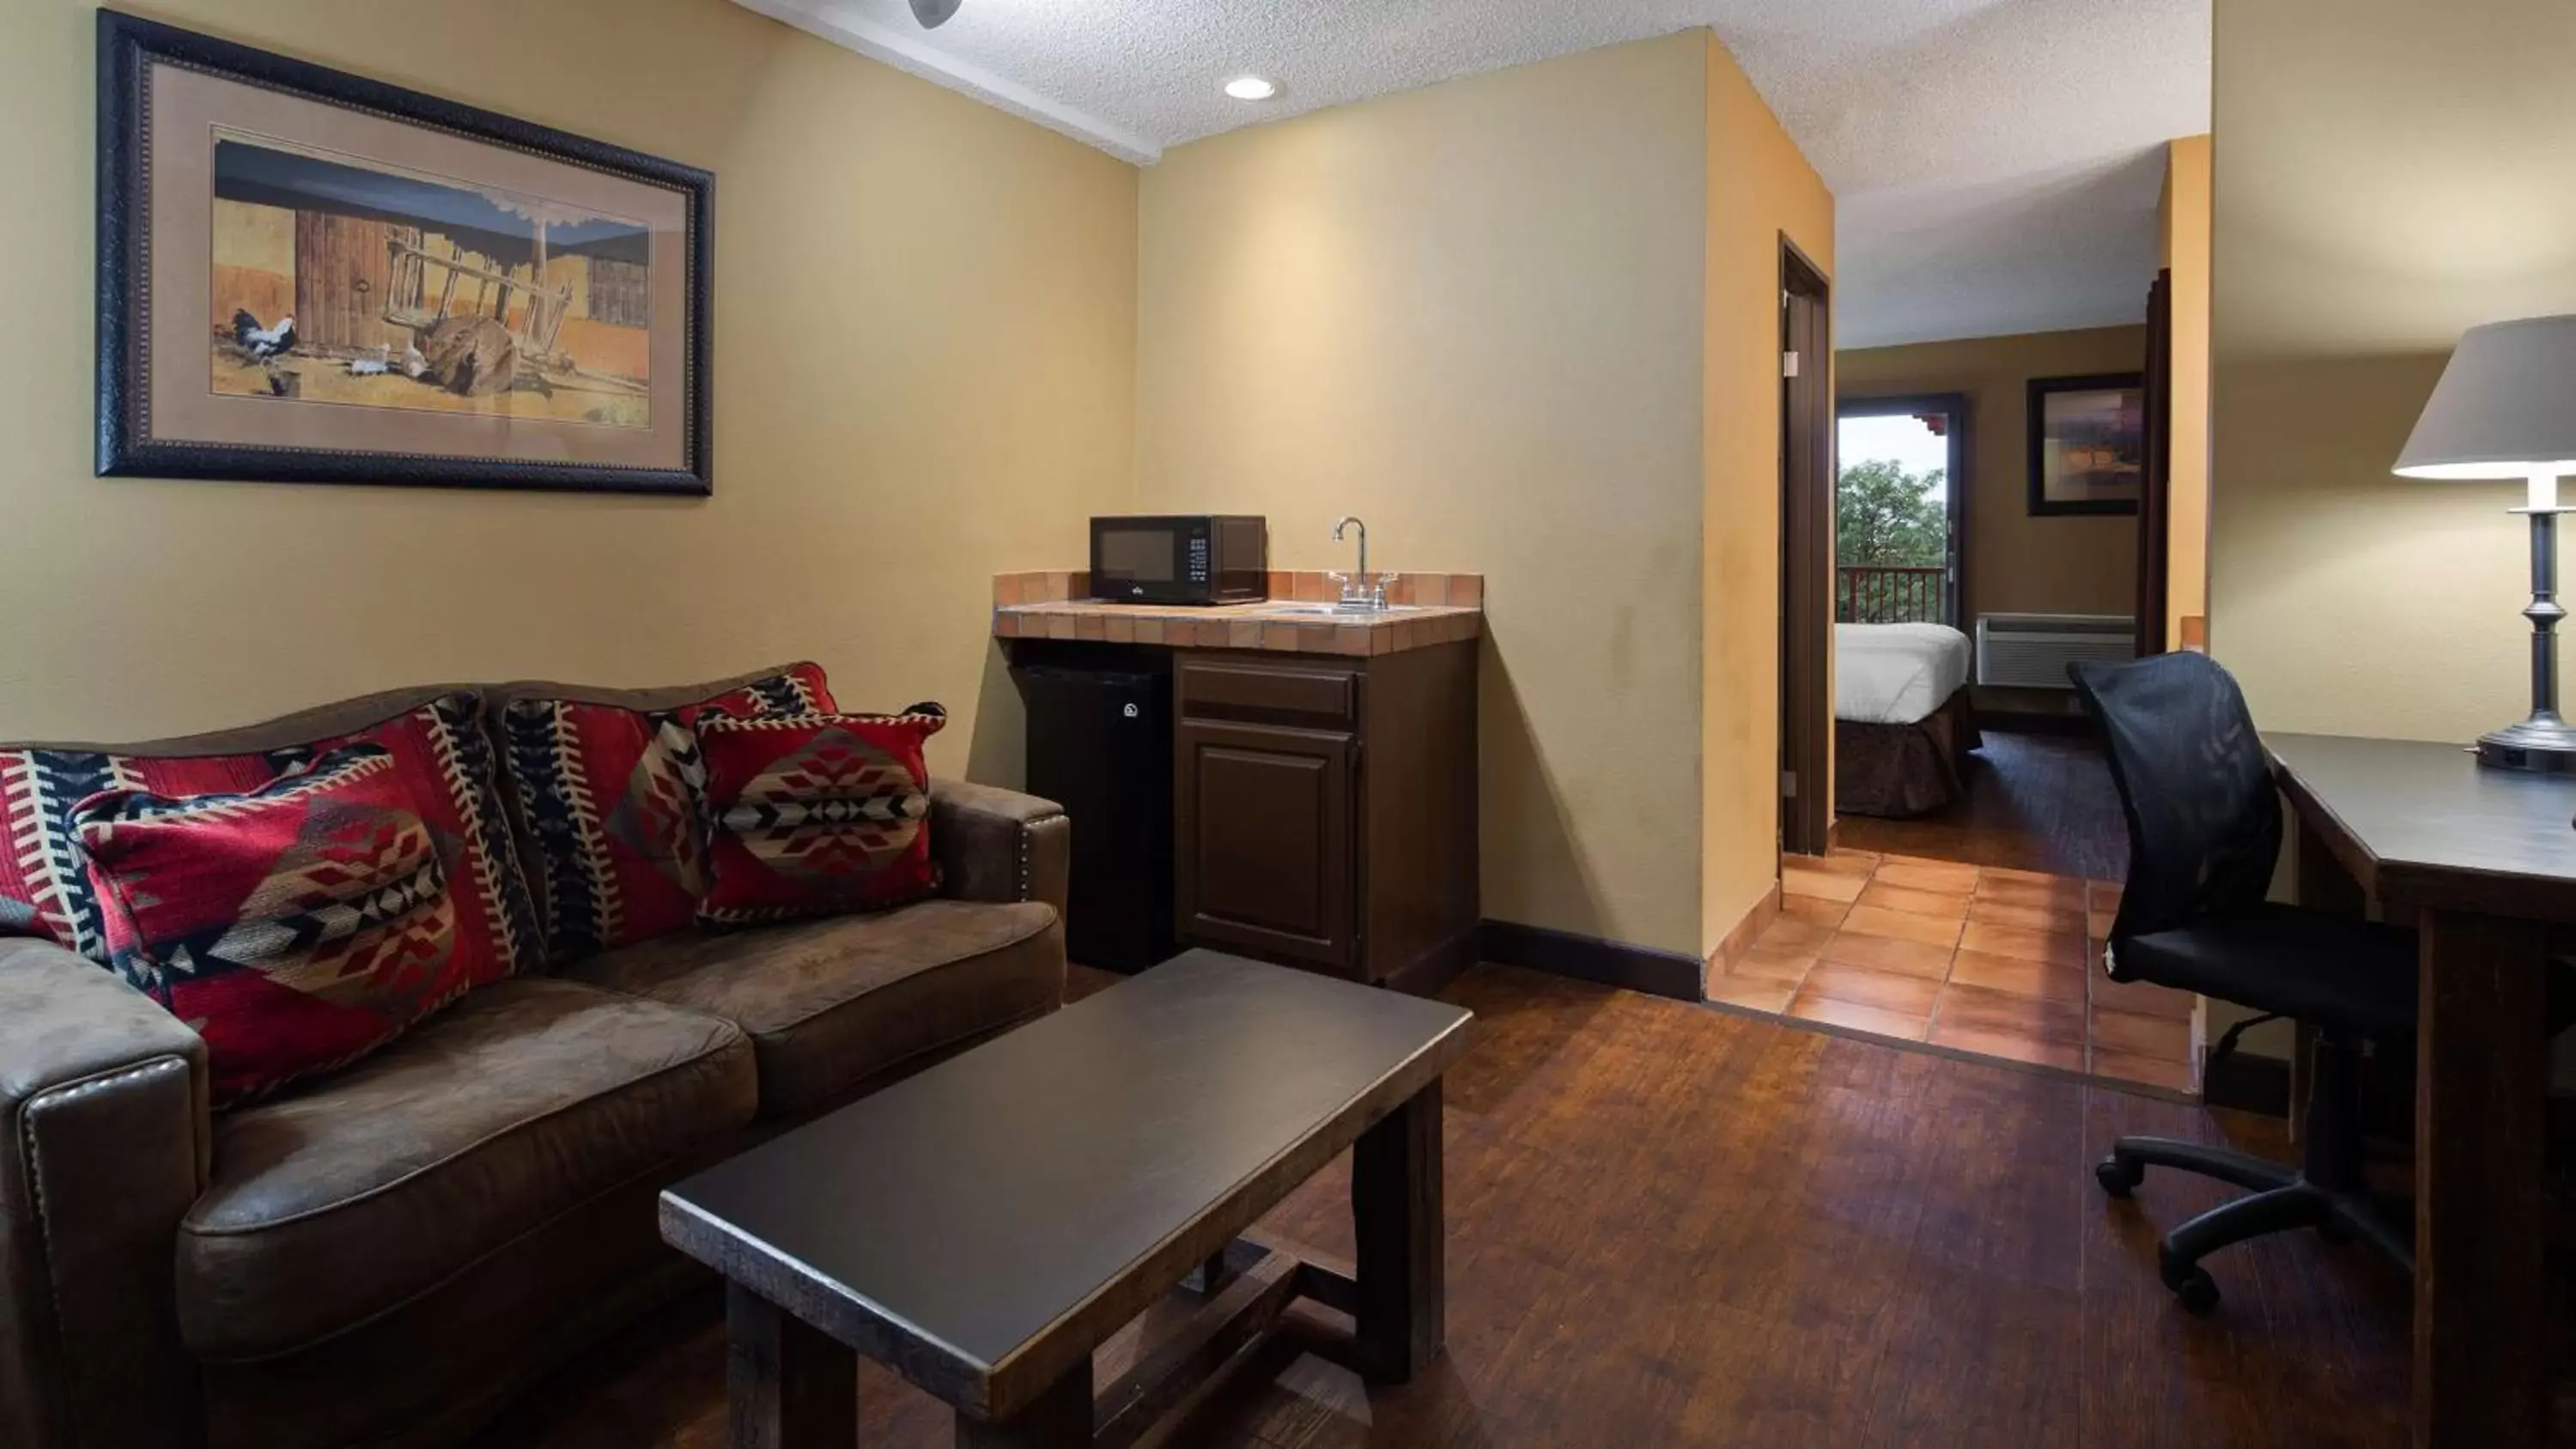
left=728, top=1282, right=855, bottom=1449
left=1352, top=1076, right=1444, bottom=1385
left=955, top=1355, right=1093, bottom=1448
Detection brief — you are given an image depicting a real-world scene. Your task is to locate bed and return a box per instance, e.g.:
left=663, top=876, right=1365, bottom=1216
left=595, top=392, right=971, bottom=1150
left=1833, top=622, right=1980, bottom=818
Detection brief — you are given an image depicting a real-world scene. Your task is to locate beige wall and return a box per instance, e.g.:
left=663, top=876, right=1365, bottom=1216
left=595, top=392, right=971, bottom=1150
left=1700, top=34, right=1835, bottom=956
left=1137, top=33, right=1723, bottom=955
left=2210, top=0, right=2576, bottom=741
left=1837, top=326, right=2146, bottom=627
left=0, top=0, right=1138, bottom=788
left=2160, top=135, right=2213, bottom=645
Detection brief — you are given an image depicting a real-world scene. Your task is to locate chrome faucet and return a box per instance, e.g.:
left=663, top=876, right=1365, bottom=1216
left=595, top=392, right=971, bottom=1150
left=1329, top=516, right=1394, bottom=613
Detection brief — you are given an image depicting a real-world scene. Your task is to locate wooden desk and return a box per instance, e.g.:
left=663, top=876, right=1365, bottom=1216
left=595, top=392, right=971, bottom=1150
left=2268, top=733, right=2572, bottom=1448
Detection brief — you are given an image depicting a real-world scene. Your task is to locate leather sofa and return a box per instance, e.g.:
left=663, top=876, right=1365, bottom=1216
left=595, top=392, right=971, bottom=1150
left=0, top=672, right=1070, bottom=1449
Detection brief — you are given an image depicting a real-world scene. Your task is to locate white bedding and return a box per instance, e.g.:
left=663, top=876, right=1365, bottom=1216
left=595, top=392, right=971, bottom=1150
left=1835, top=622, right=1972, bottom=725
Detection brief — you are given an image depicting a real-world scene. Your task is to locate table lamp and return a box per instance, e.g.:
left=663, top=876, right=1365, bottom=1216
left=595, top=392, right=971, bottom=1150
left=2395, top=314, right=2576, bottom=772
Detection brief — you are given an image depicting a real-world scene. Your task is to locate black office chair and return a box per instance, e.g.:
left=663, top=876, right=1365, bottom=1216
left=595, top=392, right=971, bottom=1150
left=2070, top=652, right=2417, bottom=1313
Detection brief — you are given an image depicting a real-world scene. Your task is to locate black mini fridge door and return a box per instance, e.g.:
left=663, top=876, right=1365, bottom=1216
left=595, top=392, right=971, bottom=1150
left=1011, top=661, right=1174, bottom=972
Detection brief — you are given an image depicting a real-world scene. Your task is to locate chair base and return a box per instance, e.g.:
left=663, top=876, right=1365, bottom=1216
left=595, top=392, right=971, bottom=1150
left=2094, top=1035, right=2410, bottom=1314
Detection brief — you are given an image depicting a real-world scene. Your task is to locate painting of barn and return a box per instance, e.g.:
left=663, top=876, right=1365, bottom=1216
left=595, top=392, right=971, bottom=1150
left=209, top=132, right=653, bottom=427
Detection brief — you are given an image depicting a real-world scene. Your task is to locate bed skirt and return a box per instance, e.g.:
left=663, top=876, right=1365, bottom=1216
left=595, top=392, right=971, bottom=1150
left=1834, top=688, right=1981, bottom=819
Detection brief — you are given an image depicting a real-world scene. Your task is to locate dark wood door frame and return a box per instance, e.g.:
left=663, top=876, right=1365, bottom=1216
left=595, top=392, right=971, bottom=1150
left=2136, top=267, right=2175, bottom=658
left=1833, top=391, right=1971, bottom=628
left=1779, top=239, right=1832, bottom=858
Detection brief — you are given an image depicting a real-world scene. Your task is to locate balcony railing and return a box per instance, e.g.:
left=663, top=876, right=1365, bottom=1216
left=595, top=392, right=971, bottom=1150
left=1838, top=564, right=1947, bottom=625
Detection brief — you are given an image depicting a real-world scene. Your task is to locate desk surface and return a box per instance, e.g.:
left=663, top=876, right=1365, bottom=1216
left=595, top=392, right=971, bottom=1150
left=2268, top=731, right=2576, bottom=918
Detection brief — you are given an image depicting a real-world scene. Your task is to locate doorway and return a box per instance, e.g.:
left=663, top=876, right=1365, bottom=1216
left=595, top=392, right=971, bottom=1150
left=1835, top=394, right=1968, bottom=627
left=1778, top=240, right=1832, bottom=858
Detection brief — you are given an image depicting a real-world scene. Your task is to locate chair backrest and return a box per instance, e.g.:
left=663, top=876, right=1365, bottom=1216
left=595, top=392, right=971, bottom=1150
left=2068, top=652, right=2280, bottom=942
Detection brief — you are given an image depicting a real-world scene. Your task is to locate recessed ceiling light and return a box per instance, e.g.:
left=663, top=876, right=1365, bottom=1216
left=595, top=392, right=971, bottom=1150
left=1224, top=76, right=1279, bottom=102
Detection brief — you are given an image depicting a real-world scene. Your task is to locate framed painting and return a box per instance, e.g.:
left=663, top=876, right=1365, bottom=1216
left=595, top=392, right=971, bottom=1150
left=96, top=10, right=714, bottom=495
left=2026, top=373, right=2144, bottom=516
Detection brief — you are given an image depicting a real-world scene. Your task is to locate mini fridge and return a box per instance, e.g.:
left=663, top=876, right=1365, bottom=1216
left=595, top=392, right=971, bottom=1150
left=1010, top=656, right=1175, bottom=973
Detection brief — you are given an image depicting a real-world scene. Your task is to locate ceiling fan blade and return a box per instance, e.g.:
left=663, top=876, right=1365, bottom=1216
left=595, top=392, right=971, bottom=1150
left=908, top=0, right=962, bottom=27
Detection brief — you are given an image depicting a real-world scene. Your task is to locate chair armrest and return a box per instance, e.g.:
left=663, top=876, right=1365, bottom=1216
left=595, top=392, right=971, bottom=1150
left=0, top=937, right=210, bottom=1449
left=932, top=779, right=1070, bottom=916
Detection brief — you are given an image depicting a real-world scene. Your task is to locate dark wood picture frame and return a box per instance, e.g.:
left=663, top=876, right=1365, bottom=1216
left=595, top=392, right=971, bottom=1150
left=2025, top=372, right=2143, bottom=518
left=1835, top=391, right=1970, bottom=628
left=96, top=9, right=715, bottom=495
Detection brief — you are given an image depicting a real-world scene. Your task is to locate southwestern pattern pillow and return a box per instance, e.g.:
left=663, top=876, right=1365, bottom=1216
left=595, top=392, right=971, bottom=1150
left=695, top=706, right=945, bottom=927
left=0, top=692, right=538, bottom=989
left=495, top=663, right=836, bottom=958
left=71, top=745, right=465, bottom=1106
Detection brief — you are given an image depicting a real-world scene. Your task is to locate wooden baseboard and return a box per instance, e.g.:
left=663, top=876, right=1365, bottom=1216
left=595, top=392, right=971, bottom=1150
left=1380, top=925, right=1479, bottom=999
left=2199, top=1048, right=2290, bottom=1115
left=1479, top=919, right=1703, bottom=1003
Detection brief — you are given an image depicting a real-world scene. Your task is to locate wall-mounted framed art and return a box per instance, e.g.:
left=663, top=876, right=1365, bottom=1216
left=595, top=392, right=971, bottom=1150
left=2026, top=373, right=2144, bottom=516
left=96, top=10, right=714, bottom=495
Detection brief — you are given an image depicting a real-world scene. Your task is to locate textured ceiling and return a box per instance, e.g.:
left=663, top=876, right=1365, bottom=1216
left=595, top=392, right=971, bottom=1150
left=737, top=0, right=2209, bottom=348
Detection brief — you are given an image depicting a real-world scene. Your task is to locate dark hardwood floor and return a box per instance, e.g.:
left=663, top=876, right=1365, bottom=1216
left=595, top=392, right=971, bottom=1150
left=483, top=964, right=2415, bottom=1448
left=1837, top=728, right=2130, bottom=882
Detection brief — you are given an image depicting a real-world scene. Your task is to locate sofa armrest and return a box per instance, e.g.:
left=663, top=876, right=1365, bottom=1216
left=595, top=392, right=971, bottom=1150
left=0, top=938, right=210, bottom=1449
left=932, top=779, right=1070, bottom=916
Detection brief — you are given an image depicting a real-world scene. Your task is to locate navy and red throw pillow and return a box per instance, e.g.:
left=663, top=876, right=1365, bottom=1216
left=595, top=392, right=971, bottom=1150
left=694, top=706, right=945, bottom=927
left=70, top=745, right=467, bottom=1106
left=0, top=692, right=538, bottom=991
left=495, top=663, right=836, bottom=957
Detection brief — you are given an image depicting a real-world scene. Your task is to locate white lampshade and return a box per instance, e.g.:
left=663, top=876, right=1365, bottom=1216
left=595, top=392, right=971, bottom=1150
left=2395, top=314, right=2576, bottom=482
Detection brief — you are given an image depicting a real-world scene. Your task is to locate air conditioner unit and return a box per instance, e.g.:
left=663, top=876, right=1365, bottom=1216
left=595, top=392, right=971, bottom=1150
left=1974, top=613, right=2136, bottom=689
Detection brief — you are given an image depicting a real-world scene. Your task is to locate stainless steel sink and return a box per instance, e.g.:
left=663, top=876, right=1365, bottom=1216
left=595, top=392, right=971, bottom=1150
left=1260, top=603, right=1427, bottom=617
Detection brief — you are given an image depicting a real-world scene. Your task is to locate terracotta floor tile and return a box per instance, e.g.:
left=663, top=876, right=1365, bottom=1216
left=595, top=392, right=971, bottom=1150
left=1796, top=960, right=1946, bottom=1016
left=2092, top=974, right=2196, bottom=1021
left=2089, top=879, right=2125, bottom=910
left=1754, top=914, right=1838, bottom=952
left=2091, top=1006, right=2193, bottom=1060
left=1815, top=848, right=1882, bottom=874
left=1839, top=905, right=1965, bottom=949
left=2092, top=1046, right=2195, bottom=1093
left=1782, top=865, right=1866, bottom=903
left=1871, top=856, right=1980, bottom=894
left=1946, top=949, right=2089, bottom=1004
left=1855, top=882, right=1970, bottom=920
left=1816, top=930, right=1958, bottom=980
left=1726, top=944, right=1818, bottom=985
left=2088, top=909, right=2118, bottom=939
left=1785, top=990, right=1931, bottom=1042
left=1925, top=1021, right=2086, bottom=1071
left=1972, top=875, right=2089, bottom=910
left=1780, top=894, right=1851, bottom=928
left=1965, top=898, right=2087, bottom=935
left=1705, top=976, right=1796, bottom=1014
left=1958, top=919, right=2089, bottom=967
left=1980, top=864, right=2075, bottom=887
left=1933, top=982, right=2086, bottom=1046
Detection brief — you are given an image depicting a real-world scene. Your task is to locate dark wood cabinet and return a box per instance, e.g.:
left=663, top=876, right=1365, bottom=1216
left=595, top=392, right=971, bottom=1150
left=1173, top=644, right=1477, bottom=985
left=1174, top=718, right=1355, bottom=968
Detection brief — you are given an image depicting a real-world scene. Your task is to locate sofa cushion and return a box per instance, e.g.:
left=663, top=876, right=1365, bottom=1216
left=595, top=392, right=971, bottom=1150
left=562, top=899, right=1060, bottom=1117
left=175, top=977, right=755, bottom=1362
left=695, top=707, right=946, bottom=928
left=0, top=689, right=541, bottom=991
left=489, top=662, right=836, bottom=961
left=71, top=744, right=468, bottom=1106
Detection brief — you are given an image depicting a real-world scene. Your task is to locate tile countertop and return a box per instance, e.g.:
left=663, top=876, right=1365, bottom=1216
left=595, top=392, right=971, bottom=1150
left=993, top=570, right=1483, bottom=658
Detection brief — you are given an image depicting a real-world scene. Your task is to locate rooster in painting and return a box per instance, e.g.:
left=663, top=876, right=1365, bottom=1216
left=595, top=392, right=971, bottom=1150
left=230, top=309, right=296, bottom=362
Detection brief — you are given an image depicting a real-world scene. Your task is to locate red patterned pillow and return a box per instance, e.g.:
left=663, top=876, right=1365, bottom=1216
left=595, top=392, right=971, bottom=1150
left=0, top=693, right=538, bottom=991
left=71, top=745, right=467, bottom=1106
left=695, top=707, right=945, bottom=927
left=495, top=663, right=836, bottom=957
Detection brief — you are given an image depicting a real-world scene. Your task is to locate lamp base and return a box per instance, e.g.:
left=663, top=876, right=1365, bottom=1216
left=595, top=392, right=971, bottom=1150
left=2475, top=713, right=2576, bottom=773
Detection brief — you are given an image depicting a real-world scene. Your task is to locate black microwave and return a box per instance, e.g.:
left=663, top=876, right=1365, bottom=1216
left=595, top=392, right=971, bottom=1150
left=1088, top=515, right=1268, bottom=605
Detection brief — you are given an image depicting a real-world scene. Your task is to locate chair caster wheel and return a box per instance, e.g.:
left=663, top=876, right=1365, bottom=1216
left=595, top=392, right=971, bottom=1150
left=2160, top=1249, right=2221, bottom=1315
left=2095, top=1154, right=2143, bottom=1199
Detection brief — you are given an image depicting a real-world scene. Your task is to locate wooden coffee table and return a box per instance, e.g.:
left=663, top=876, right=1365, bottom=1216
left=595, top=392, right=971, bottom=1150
left=659, top=949, right=1473, bottom=1447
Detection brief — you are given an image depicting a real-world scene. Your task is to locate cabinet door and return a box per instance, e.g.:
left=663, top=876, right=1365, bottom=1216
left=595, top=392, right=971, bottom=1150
left=1175, top=718, right=1357, bottom=973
